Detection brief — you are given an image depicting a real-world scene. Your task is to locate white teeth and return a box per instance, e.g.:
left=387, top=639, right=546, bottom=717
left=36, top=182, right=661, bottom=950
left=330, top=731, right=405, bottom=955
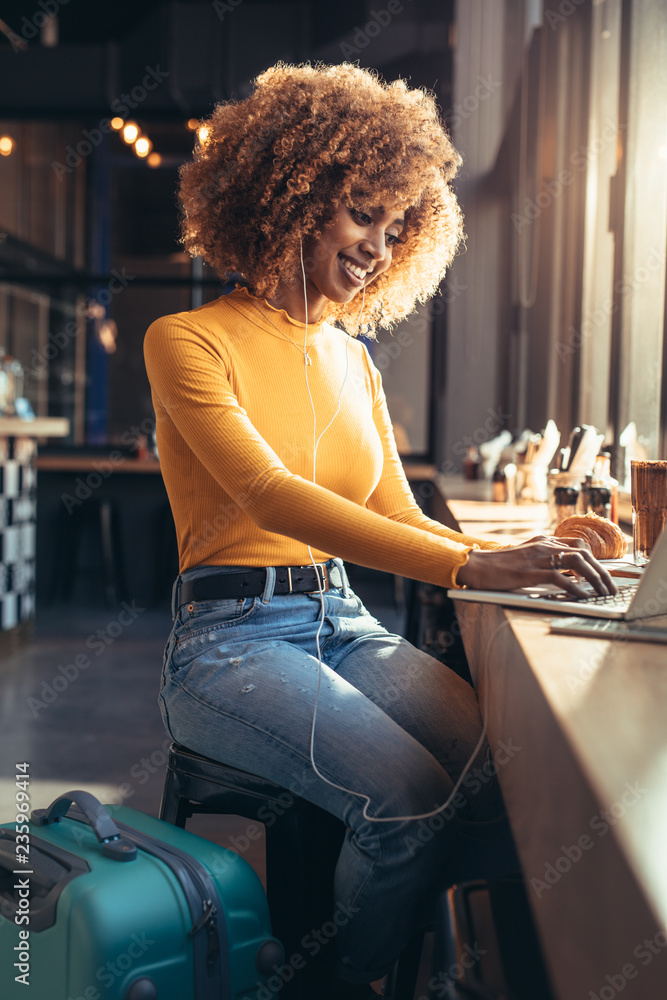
left=341, top=255, right=373, bottom=280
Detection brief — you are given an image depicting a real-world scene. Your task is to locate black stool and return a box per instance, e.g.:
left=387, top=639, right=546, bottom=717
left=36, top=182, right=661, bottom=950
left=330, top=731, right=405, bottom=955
left=160, top=742, right=425, bottom=1000
left=52, top=497, right=125, bottom=607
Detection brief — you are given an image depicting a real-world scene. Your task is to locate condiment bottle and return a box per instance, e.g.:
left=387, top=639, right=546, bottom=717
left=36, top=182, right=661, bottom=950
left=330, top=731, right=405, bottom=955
left=492, top=465, right=507, bottom=502
left=463, top=446, right=482, bottom=481
left=554, top=486, right=579, bottom=526
left=586, top=485, right=612, bottom=519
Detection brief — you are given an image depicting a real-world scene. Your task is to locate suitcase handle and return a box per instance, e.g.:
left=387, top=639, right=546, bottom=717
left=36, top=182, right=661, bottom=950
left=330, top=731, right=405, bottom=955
left=31, top=790, right=137, bottom=862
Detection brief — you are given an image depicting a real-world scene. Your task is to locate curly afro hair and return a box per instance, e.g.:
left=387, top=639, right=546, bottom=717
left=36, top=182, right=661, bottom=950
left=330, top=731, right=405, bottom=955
left=178, top=62, right=464, bottom=333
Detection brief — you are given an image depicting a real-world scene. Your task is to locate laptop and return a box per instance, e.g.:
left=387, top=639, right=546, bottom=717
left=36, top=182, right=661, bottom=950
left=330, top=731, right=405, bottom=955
left=447, top=525, right=667, bottom=621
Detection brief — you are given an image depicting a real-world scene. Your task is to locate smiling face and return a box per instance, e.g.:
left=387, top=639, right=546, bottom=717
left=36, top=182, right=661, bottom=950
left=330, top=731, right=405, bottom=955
left=267, top=201, right=406, bottom=323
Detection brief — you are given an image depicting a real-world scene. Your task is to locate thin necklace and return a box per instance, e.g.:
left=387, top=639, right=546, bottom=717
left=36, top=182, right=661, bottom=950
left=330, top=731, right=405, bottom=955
left=247, top=297, right=314, bottom=365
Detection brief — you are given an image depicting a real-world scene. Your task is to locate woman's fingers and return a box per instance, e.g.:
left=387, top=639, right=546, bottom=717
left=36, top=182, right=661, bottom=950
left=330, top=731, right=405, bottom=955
left=542, top=539, right=617, bottom=595
left=457, top=540, right=617, bottom=595
left=544, top=548, right=615, bottom=597
left=556, top=535, right=591, bottom=552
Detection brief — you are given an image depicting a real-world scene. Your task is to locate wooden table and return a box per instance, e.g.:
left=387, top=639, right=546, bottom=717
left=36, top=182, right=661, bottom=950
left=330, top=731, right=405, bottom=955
left=442, top=481, right=667, bottom=1000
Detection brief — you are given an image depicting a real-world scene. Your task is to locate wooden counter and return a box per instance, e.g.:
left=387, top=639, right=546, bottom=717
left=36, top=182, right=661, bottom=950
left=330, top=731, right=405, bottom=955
left=0, top=417, right=69, bottom=437
left=34, top=454, right=161, bottom=473
left=443, top=483, right=667, bottom=1000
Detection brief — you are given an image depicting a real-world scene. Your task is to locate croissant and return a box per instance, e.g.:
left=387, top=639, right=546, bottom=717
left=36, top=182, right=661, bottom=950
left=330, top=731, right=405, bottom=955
left=554, top=512, right=627, bottom=559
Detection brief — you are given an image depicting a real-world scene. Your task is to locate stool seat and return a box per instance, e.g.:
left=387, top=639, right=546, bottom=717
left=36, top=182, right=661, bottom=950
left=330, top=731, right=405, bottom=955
left=160, top=742, right=297, bottom=823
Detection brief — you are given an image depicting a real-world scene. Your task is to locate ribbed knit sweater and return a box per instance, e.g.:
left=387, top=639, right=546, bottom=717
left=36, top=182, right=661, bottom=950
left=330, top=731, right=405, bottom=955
left=143, top=287, right=501, bottom=589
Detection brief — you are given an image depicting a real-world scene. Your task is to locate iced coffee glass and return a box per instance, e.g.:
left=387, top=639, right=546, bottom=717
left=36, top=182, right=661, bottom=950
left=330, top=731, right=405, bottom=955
left=631, top=460, right=667, bottom=564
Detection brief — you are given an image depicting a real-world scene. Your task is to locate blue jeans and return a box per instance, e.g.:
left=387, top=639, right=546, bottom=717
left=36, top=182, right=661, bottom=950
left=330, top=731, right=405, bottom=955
left=159, top=560, right=507, bottom=984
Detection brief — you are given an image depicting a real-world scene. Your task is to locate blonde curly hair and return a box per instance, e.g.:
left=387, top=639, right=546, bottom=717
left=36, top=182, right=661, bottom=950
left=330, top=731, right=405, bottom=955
left=178, top=62, right=464, bottom=333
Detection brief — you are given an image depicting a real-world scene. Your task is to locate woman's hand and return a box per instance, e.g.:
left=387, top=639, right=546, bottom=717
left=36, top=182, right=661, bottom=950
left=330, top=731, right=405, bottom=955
left=456, top=534, right=617, bottom=598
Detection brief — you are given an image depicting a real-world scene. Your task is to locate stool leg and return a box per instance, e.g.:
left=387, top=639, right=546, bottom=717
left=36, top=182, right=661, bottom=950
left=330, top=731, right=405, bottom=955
left=266, top=805, right=343, bottom=1000
left=266, top=809, right=312, bottom=999
left=384, top=929, right=425, bottom=1000
left=57, top=512, right=81, bottom=604
left=99, top=500, right=119, bottom=608
left=159, top=768, right=190, bottom=828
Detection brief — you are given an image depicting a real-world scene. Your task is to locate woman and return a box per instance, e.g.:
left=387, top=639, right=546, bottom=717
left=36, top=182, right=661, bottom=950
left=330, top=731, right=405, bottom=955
left=144, top=63, right=614, bottom=998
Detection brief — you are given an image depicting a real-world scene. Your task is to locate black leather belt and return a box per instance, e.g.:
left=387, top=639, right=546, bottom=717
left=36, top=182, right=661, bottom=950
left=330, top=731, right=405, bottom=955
left=177, top=562, right=343, bottom=605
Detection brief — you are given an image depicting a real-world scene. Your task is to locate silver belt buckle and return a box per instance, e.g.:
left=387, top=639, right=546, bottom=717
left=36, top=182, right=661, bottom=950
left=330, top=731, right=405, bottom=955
left=305, top=563, right=327, bottom=593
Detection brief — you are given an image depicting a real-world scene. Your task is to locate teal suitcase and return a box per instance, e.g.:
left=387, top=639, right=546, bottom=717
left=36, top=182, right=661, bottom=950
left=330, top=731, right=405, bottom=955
left=0, top=790, right=283, bottom=1000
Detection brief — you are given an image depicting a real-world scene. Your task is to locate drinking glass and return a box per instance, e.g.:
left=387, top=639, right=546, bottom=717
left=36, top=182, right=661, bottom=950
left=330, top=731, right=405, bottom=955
left=631, top=460, right=667, bottom=564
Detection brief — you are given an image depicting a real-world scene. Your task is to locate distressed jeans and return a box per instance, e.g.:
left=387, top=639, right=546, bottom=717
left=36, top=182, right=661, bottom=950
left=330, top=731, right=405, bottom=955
left=159, top=560, right=509, bottom=984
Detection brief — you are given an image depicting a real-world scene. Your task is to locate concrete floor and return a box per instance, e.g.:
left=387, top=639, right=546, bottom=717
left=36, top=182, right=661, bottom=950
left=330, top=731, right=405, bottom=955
left=0, top=567, right=434, bottom=997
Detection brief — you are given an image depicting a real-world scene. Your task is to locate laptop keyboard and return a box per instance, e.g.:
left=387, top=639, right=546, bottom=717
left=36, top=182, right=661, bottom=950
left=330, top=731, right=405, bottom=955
left=545, top=584, right=637, bottom=606
left=581, top=584, right=638, bottom=606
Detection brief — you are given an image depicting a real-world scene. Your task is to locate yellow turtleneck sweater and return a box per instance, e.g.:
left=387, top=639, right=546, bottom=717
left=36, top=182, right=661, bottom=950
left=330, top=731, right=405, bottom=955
left=143, top=287, right=501, bottom=589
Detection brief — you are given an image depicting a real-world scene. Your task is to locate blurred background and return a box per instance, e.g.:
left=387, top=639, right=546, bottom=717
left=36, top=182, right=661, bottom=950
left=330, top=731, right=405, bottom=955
left=0, top=5, right=665, bottom=996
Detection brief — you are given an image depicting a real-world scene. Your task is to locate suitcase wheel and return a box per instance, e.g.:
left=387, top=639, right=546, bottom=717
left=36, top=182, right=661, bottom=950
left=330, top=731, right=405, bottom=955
left=123, top=977, right=158, bottom=999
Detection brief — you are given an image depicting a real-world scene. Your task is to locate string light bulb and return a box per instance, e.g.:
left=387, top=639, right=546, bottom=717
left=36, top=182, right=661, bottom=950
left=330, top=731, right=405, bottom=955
left=134, top=136, right=152, bottom=158
left=147, top=152, right=162, bottom=168
left=122, top=122, right=139, bottom=145
left=197, top=125, right=210, bottom=145
left=0, top=136, right=15, bottom=156
left=187, top=118, right=199, bottom=131
left=110, top=117, right=124, bottom=131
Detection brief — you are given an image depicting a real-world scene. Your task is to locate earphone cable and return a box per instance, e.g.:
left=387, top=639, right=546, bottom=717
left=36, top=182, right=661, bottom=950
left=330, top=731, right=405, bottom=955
left=298, top=240, right=489, bottom=824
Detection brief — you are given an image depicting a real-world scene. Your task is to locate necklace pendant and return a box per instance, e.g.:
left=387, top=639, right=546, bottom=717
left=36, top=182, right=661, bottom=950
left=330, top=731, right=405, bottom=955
left=305, top=354, right=312, bottom=366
